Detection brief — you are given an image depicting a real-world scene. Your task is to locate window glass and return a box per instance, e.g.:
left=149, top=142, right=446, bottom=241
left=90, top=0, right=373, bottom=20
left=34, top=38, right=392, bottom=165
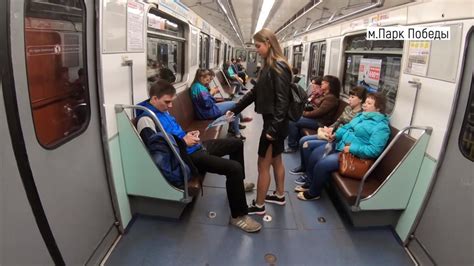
left=235, top=49, right=246, bottom=61
left=147, top=9, right=184, bottom=86
left=147, top=13, right=184, bottom=38
left=293, top=45, right=303, bottom=74
left=24, top=0, right=89, bottom=148
left=199, top=33, right=210, bottom=69
left=319, top=43, right=326, bottom=77
left=283, top=47, right=289, bottom=59
left=342, top=34, right=403, bottom=114
left=214, top=39, right=221, bottom=66
left=459, top=74, right=474, bottom=161
left=307, top=42, right=326, bottom=80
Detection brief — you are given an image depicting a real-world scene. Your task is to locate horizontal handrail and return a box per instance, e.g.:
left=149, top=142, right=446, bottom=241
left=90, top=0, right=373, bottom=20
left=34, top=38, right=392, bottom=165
left=115, top=104, right=192, bottom=203
left=352, top=125, right=433, bottom=211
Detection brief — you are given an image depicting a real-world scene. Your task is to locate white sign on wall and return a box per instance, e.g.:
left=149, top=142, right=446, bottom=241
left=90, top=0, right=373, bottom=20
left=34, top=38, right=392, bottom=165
left=127, top=1, right=144, bottom=51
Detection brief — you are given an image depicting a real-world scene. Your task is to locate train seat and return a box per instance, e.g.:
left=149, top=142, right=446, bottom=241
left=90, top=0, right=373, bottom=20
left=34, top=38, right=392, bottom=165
left=169, top=88, right=222, bottom=141
left=331, top=126, right=415, bottom=205
left=215, top=69, right=237, bottom=96
left=328, top=125, right=432, bottom=227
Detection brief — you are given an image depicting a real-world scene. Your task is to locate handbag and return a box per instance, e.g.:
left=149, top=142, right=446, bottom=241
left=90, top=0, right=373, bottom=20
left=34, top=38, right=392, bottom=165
left=338, top=152, right=374, bottom=180
left=317, top=127, right=330, bottom=140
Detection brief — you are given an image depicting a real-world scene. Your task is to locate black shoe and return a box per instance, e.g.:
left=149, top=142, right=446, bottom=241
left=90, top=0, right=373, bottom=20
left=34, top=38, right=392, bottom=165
left=239, top=124, right=246, bottom=129
left=264, top=192, right=286, bottom=205
left=238, top=92, right=245, bottom=95
left=235, top=134, right=246, bottom=141
left=248, top=200, right=266, bottom=215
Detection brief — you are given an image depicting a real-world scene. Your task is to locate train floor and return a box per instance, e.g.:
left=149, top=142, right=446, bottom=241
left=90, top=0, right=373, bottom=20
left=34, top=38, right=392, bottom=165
left=105, top=89, right=412, bottom=266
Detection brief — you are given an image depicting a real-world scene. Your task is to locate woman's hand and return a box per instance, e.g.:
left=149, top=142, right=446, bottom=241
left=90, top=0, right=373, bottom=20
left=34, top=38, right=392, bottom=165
left=343, top=145, right=350, bottom=153
left=327, top=133, right=336, bottom=142
left=266, top=133, right=275, bottom=141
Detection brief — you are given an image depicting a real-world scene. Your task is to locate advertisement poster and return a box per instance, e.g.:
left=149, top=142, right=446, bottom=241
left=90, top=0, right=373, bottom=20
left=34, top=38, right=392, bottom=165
left=406, top=41, right=431, bottom=76
left=358, top=58, right=382, bottom=92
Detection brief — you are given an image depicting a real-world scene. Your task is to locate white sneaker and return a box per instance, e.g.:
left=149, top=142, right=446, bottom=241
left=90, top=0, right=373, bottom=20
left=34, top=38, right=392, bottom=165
left=230, top=215, right=262, bottom=233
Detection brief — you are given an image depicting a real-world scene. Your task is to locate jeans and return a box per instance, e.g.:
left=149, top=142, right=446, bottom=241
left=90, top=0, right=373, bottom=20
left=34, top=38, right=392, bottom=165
left=304, top=143, right=340, bottom=197
left=298, top=135, right=327, bottom=171
left=287, top=117, right=321, bottom=149
left=190, top=138, right=247, bottom=218
left=216, top=101, right=241, bottom=135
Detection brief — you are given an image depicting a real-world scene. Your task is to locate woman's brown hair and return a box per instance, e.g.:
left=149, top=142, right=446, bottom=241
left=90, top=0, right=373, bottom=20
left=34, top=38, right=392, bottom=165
left=253, top=28, right=292, bottom=75
left=366, top=92, right=387, bottom=114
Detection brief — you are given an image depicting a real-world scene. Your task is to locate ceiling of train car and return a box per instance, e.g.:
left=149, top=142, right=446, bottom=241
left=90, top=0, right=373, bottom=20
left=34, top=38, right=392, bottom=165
left=180, top=0, right=414, bottom=46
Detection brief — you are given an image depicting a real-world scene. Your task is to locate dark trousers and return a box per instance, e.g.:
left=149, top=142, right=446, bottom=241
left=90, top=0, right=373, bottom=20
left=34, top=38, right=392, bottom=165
left=190, top=138, right=248, bottom=218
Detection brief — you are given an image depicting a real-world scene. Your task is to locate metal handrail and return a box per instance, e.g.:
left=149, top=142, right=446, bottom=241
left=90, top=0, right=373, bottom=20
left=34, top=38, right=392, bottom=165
left=352, top=125, right=433, bottom=210
left=115, top=104, right=192, bottom=203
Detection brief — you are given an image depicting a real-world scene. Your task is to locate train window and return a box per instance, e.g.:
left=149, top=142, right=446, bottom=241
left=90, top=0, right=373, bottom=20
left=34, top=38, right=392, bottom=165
left=235, top=49, right=246, bottom=61
left=190, top=28, right=198, bottom=67
left=283, top=47, right=289, bottom=60
left=293, top=45, right=303, bottom=74
left=307, top=41, right=326, bottom=81
left=24, top=0, right=90, bottom=148
left=147, top=9, right=185, bottom=85
left=459, top=74, right=474, bottom=161
left=199, top=33, right=210, bottom=69
left=223, top=43, right=228, bottom=65
left=214, top=39, right=221, bottom=67
left=342, top=34, right=403, bottom=114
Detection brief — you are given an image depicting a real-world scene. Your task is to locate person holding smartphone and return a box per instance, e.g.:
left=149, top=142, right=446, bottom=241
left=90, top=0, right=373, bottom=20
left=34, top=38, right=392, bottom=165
left=136, top=80, right=261, bottom=233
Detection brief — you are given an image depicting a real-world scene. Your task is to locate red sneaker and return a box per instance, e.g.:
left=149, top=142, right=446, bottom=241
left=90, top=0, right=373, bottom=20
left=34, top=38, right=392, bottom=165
left=241, top=117, right=253, bottom=123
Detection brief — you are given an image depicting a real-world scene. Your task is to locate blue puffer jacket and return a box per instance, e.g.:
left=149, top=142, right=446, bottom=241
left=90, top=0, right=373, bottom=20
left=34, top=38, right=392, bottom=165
left=334, top=112, right=390, bottom=159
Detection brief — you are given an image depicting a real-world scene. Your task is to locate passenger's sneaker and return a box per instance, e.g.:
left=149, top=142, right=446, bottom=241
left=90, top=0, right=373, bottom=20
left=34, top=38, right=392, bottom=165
left=289, top=166, right=305, bottom=175
left=230, top=215, right=262, bottom=233
left=294, top=174, right=308, bottom=185
left=294, top=183, right=309, bottom=193
left=235, top=134, right=246, bottom=141
left=264, top=192, right=286, bottom=205
left=244, top=182, right=255, bottom=192
left=239, top=124, right=246, bottom=129
left=248, top=200, right=266, bottom=215
left=297, top=191, right=321, bottom=201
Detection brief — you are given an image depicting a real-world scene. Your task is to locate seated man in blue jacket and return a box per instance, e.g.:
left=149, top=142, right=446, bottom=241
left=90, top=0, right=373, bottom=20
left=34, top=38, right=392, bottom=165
left=136, top=80, right=261, bottom=233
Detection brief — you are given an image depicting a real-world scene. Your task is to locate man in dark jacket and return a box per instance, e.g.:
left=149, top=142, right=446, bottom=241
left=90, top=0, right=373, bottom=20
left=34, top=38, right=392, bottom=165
left=136, top=80, right=261, bottom=233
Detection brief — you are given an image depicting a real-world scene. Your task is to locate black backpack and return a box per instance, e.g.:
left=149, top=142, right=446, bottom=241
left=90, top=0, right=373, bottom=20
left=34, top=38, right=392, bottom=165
left=288, top=82, right=307, bottom=122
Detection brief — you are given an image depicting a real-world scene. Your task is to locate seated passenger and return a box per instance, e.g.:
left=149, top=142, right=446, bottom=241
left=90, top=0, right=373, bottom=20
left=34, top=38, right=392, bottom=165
left=235, top=58, right=247, bottom=85
left=285, top=75, right=341, bottom=152
left=190, top=69, right=249, bottom=140
left=223, top=61, right=245, bottom=95
left=295, top=92, right=390, bottom=200
left=136, top=80, right=261, bottom=232
left=290, top=86, right=367, bottom=185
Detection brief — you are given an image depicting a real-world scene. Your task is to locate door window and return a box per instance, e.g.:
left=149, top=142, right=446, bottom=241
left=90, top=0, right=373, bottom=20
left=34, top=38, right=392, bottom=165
left=24, top=0, right=89, bottom=148
left=459, top=73, right=474, bottom=161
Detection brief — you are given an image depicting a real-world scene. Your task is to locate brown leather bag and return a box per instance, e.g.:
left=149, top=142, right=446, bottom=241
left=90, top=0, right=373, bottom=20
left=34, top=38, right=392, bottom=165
left=338, top=152, right=374, bottom=180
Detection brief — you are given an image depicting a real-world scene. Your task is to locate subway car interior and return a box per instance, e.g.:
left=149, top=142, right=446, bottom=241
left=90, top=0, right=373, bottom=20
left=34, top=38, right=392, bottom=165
left=1, top=0, right=473, bottom=265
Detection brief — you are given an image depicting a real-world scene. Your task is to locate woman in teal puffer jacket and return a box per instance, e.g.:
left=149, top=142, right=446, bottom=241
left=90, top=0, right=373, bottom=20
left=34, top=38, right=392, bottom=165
left=296, top=92, right=390, bottom=200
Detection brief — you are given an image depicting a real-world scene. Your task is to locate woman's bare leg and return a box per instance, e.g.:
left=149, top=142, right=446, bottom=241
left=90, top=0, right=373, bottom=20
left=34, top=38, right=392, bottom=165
left=272, top=154, right=285, bottom=196
left=256, top=145, right=273, bottom=205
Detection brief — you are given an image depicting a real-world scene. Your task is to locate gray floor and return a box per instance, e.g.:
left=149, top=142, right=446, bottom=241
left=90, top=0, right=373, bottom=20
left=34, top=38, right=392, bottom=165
left=105, top=90, right=413, bottom=266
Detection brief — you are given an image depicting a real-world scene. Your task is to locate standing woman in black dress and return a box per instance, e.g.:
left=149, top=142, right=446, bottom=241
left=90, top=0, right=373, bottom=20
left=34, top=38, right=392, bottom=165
left=230, top=28, right=292, bottom=214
